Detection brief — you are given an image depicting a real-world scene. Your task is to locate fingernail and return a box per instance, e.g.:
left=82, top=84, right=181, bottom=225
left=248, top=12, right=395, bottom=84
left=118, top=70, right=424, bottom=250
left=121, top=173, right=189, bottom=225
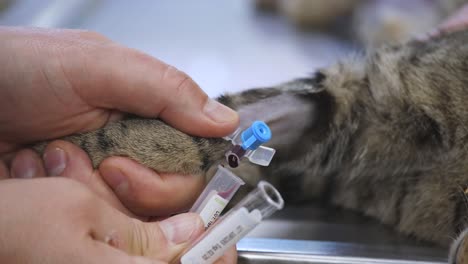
left=159, top=214, right=202, bottom=244
left=12, top=155, right=37, bottom=178
left=102, top=168, right=128, bottom=195
left=43, top=147, right=67, bottom=176
left=203, top=99, right=238, bottom=123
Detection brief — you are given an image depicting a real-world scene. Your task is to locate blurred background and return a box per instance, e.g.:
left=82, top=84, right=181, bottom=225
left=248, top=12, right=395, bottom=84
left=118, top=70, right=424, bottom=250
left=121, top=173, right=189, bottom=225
left=0, top=0, right=352, bottom=97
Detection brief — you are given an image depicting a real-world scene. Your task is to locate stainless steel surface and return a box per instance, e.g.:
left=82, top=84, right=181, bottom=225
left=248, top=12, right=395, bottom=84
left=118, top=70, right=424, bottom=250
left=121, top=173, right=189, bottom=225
left=238, top=239, right=445, bottom=264
left=238, top=206, right=447, bottom=264
left=0, top=1, right=449, bottom=263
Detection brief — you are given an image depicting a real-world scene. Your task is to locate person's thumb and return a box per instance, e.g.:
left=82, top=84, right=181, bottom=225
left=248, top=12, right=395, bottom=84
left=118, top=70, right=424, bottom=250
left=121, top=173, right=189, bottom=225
left=93, top=209, right=205, bottom=263
left=131, top=213, right=205, bottom=262
left=58, top=33, right=240, bottom=137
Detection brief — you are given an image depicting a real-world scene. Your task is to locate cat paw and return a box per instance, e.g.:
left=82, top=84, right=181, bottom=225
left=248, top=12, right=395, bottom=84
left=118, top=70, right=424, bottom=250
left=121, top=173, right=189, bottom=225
left=34, top=118, right=230, bottom=176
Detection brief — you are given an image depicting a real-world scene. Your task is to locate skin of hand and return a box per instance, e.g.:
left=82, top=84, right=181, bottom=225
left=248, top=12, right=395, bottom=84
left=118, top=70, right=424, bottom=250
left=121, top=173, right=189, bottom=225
left=433, top=4, right=468, bottom=35
left=417, top=4, right=468, bottom=40
left=0, top=26, right=238, bottom=263
left=0, top=26, right=239, bottom=214
left=0, top=177, right=237, bottom=264
left=1, top=142, right=237, bottom=263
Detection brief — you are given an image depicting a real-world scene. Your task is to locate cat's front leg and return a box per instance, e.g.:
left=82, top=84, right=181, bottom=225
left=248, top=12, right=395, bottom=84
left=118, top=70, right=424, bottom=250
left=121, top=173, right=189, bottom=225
left=34, top=118, right=230, bottom=176
left=32, top=81, right=321, bottom=178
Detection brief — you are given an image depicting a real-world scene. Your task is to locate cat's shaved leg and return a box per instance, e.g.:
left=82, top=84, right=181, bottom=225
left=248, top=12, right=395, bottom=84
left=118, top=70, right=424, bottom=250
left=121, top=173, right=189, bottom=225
left=216, top=74, right=339, bottom=182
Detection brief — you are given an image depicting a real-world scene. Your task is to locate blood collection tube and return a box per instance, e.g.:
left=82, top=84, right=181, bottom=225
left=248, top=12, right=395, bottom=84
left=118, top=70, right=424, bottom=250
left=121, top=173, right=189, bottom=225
left=181, top=181, right=284, bottom=264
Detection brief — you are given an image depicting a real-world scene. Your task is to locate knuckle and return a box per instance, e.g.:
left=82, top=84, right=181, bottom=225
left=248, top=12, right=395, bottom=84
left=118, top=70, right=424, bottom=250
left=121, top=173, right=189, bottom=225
left=174, top=72, right=193, bottom=95
left=162, top=65, right=196, bottom=98
left=129, top=219, right=152, bottom=256
left=126, top=188, right=160, bottom=213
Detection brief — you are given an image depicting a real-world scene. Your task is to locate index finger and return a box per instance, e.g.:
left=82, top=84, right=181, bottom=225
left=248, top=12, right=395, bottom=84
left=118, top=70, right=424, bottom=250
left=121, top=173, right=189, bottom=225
left=88, top=197, right=204, bottom=262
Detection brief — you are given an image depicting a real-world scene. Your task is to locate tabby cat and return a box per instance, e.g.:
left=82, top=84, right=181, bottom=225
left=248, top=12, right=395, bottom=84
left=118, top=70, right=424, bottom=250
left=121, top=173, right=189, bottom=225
left=35, top=29, right=468, bottom=263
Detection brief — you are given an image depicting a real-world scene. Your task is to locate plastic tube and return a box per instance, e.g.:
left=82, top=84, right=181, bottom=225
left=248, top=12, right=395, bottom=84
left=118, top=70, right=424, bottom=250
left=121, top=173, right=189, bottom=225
left=190, top=120, right=275, bottom=229
left=189, top=165, right=245, bottom=228
left=181, top=181, right=284, bottom=264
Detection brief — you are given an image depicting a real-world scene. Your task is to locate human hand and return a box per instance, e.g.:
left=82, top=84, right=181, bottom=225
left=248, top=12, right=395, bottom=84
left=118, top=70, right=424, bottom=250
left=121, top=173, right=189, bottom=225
left=3, top=140, right=238, bottom=263
left=417, top=4, right=468, bottom=40
left=8, top=140, right=206, bottom=218
left=0, top=27, right=238, bottom=155
left=0, top=177, right=236, bottom=264
left=0, top=26, right=238, bottom=263
left=0, top=26, right=239, bottom=214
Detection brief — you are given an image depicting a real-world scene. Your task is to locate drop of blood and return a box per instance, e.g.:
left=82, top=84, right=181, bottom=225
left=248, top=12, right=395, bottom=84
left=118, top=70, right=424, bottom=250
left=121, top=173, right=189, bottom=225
left=227, top=154, right=239, bottom=168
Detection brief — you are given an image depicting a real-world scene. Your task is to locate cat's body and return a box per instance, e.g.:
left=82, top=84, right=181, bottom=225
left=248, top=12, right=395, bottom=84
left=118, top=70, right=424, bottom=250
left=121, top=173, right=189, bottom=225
left=35, top=30, right=468, bottom=262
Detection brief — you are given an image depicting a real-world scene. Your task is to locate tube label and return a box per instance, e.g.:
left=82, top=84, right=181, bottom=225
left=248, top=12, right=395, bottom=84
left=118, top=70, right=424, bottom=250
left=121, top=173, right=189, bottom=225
left=181, top=208, right=262, bottom=264
left=198, top=193, right=228, bottom=228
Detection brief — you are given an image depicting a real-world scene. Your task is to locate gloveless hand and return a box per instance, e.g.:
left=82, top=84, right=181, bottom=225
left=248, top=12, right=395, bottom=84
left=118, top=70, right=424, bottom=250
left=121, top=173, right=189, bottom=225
left=0, top=26, right=239, bottom=215
left=0, top=178, right=236, bottom=264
